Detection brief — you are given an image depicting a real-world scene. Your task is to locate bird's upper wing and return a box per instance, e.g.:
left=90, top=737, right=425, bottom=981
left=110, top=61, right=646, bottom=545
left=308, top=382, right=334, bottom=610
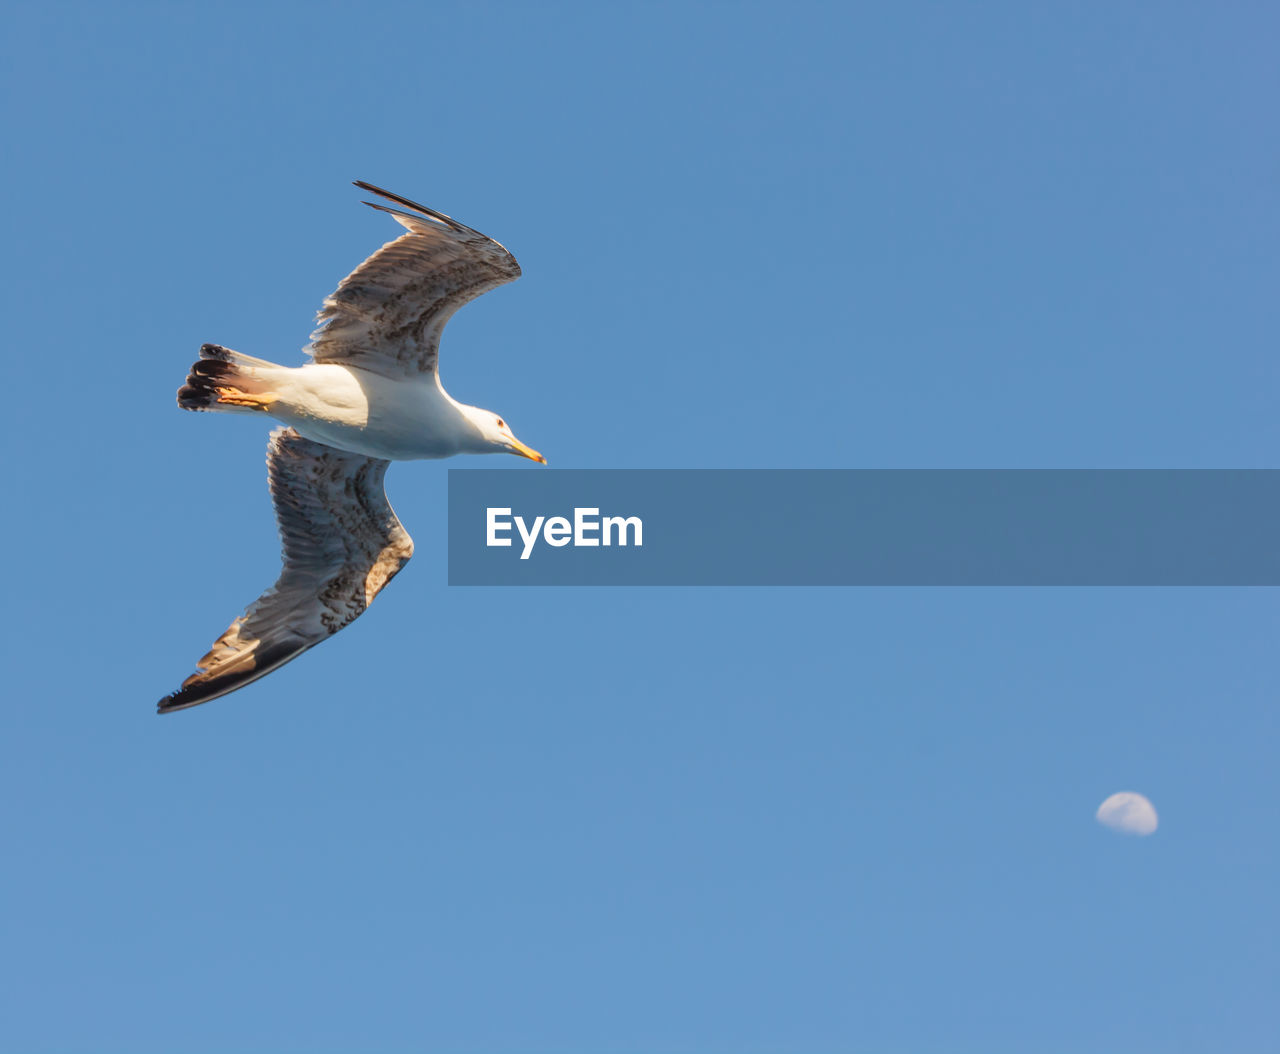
left=158, top=428, right=414, bottom=714
left=305, top=182, right=522, bottom=379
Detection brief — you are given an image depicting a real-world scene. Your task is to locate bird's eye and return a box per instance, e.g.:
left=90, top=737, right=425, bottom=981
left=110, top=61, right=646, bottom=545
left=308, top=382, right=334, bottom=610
left=496, top=418, right=505, bottom=429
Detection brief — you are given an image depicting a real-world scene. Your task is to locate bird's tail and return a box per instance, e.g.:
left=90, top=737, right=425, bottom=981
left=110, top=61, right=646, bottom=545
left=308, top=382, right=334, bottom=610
left=177, top=343, right=283, bottom=413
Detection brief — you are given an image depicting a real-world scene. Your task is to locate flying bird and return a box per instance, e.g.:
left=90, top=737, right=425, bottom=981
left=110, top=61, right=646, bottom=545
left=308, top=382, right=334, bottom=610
left=159, top=182, right=544, bottom=714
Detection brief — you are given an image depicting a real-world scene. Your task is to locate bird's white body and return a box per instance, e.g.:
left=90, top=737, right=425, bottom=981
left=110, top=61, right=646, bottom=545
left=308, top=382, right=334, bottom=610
left=238, top=361, right=482, bottom=461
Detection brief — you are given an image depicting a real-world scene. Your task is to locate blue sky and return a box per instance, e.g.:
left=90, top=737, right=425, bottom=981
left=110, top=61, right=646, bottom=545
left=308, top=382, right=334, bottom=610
left=2, top=2, right=1276, bottom=1051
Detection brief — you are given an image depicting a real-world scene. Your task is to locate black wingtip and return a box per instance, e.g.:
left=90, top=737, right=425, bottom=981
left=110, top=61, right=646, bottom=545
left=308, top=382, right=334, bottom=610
left=354, top=180, right=406, bottom=201
left=351, top=181, right=465, bottom=230
left=157, top=689, right=199, bottom=715
left=156, top=637, right=324, bottom=715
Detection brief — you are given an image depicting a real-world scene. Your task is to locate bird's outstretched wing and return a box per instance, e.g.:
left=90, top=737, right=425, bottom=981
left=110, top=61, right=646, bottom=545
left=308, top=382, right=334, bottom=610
left=305, top=181, right=522, bottom=379
left=158, top=428, right=414, bottom=714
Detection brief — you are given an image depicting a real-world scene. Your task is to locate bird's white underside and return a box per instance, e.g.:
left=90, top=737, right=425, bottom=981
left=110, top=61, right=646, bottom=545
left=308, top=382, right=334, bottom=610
left=247, top=361, right=479, bottom=460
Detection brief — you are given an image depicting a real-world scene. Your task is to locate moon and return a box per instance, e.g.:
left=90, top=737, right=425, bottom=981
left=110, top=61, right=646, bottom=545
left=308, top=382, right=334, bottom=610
left=1096, top=791, right=1158, bottom=836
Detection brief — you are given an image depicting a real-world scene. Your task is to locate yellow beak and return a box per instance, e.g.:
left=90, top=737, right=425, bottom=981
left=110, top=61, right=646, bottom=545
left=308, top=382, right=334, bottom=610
left=509, top=437, right=547, bottom=464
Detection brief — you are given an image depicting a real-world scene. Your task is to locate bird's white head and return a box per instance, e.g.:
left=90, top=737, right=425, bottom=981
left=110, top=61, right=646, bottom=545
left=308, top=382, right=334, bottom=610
left=459, top=405, right=546, bottom=464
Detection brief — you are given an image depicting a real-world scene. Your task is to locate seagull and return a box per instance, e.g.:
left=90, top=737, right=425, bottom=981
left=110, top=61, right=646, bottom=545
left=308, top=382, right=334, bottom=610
left=158, top=182, right=544, bottom=714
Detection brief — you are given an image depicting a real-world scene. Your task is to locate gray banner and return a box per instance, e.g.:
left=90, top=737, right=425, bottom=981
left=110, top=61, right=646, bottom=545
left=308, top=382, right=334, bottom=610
left=447, top=470, right=1280, bottom=585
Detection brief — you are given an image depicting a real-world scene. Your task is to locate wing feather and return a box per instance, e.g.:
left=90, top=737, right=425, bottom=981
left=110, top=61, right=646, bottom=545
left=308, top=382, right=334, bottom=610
left=305, top=182, right=521, bottom=379
left=158, top=428, right=414, bottom=713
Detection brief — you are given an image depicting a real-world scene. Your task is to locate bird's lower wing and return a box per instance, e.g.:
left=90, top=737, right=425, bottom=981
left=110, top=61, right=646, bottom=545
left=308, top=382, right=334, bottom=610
left=158, top=428, right=414, bottom=714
